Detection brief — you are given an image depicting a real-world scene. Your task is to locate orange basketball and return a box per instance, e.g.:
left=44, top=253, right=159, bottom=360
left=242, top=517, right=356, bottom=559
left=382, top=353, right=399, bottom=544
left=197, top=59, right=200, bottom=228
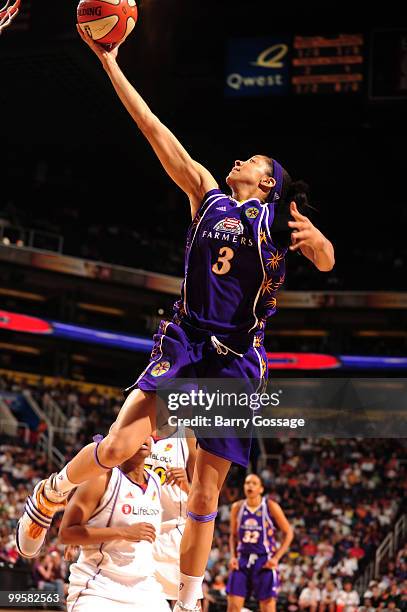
left=77, top=0, right=138, bottom=47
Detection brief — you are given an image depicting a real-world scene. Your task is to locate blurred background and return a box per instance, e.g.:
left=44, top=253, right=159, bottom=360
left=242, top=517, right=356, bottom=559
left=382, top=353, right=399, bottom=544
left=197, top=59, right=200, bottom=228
left=0, top=1, right=406, bottom=610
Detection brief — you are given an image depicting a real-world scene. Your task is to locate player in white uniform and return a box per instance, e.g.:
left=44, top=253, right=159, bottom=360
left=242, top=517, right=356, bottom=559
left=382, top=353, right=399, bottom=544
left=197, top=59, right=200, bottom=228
left=59, top=438, right=170, bottom=612
left=146, top=427, right=197, bottom=604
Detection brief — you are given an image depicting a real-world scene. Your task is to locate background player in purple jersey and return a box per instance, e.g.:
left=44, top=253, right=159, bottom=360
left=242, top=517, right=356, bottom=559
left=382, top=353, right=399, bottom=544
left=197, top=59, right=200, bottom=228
left=227, top=474, right=293, bottom=612
left=17, top=31, right=334, bottom=612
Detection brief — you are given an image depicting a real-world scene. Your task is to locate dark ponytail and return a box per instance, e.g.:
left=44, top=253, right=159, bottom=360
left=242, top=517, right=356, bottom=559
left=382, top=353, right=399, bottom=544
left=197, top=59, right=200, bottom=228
left=270, top=167, right=317, bottom=238
left=281, top=171, right=317, bottom=217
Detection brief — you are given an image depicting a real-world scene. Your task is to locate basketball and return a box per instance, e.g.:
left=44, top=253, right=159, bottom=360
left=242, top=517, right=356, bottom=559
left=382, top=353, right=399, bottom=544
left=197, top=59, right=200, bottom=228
left=77, top=0, right=138, bottom=47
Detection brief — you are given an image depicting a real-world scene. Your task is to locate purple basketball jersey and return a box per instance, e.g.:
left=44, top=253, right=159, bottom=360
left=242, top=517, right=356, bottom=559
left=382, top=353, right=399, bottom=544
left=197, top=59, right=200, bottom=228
left=237, top=497, right=277, bottom=557
left=174, top=190, right=287, bottom=335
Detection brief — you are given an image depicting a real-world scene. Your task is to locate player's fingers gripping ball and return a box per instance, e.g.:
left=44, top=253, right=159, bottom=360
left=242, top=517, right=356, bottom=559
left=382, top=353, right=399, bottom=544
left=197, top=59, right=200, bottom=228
left=77, top=0, right=138, bottom=47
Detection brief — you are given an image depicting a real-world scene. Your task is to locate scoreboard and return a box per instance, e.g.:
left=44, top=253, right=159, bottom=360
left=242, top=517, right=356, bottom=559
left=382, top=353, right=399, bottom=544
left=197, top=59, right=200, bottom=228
left=292, top=34, right=364, bottom=94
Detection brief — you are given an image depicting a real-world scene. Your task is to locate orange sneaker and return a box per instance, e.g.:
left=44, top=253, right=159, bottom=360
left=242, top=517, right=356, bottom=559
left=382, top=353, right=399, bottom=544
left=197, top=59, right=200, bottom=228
left=16, top=476, right=68, bottom=558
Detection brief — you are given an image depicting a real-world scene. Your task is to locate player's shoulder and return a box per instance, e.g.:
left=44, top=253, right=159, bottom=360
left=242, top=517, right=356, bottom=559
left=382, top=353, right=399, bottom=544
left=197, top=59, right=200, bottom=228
left=265, top=496, right=281, bottom=513
left=231, top=498, right=245, bottom=512
left=203, top=188, right=233, bottom=206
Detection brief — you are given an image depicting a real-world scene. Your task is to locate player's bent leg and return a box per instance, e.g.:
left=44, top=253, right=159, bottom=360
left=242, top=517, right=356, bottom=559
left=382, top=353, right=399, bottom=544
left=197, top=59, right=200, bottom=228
left=69, top=389, right=158, bottom=481
left=16, top=389, right=158, bottom=559
left=259, top=598, right=276, bottom=612
left=226, top=595, right=245, bottom=612
left=175, top=448, right=231, bottom=611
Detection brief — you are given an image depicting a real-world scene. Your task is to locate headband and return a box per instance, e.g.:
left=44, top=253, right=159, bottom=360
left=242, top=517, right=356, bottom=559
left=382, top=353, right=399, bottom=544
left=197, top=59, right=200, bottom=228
left=269, top=158, right=283, bottom=202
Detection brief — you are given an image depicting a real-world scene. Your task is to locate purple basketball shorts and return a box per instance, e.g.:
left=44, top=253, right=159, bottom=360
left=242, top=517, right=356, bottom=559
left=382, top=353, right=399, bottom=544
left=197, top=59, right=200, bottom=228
left=124, top=319, right=267, bottom=468
left=226, top=554, right=280, bottom=601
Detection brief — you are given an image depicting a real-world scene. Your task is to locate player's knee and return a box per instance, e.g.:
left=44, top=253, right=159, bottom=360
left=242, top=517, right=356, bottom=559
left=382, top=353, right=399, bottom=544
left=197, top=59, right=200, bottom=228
left=260, top=601, right=275, bottom=612
left=98, top=432, right=132, bottom=467
left=227, top=599, right=242, bottom=612
left=188, top=483, right=219, bottom=514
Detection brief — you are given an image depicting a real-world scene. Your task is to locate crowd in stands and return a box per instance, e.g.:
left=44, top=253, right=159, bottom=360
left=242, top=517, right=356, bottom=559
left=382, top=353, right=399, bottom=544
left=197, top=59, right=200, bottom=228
left=1, top=374, right=406, bottom=610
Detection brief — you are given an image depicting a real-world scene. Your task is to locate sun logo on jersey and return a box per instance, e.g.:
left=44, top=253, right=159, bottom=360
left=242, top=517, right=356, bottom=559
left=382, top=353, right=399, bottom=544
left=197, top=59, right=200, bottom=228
left=152, top=491, right=157, bottom=501
left=266, top=297, right=277, bottom=310
left=266, top=250, right=284, bottom=271
left=151, top=361, right=171, bottom=377
left=254, top=335, right=263, bottom=348
left=246, top=207, right=259, bottom=219
left=164, top=443, right=173, bottom=452
left=260, top=230, right=267, bottom=244
left=261, top=278, right=275, bottom=296
left=261, top=357, right=267, bottom=377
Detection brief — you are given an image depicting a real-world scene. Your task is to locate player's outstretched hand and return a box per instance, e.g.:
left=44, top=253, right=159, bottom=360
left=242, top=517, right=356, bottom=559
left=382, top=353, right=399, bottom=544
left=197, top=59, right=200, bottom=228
left=76, top=24, right=122, bottom=66
left=120, top=522, right=156, bottom=543
left=229, top=556, right=239, bottom=570
left=288, top=202, right=325, bottom=253
left=165, top=467, right=188, bottom=487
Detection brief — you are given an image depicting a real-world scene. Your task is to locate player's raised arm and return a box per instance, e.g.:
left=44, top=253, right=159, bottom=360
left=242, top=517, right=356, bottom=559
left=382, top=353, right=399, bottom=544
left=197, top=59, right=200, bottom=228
left=77, top=27, right=218, bottom=218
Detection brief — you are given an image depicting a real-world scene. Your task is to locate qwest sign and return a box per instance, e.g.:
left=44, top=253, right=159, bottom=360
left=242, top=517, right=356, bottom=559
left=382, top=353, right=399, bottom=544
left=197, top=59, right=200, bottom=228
left=225, top=38, right=290, bottom=97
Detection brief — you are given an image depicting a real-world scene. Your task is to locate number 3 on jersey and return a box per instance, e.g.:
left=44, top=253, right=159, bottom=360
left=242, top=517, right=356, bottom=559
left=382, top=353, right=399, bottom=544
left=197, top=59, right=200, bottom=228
left=212, top=246, right=234, bottom=275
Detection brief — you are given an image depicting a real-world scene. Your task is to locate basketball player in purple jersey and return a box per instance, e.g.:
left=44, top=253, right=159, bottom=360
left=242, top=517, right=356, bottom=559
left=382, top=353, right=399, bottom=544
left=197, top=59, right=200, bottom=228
left=16, top=29, right=335, bottom=612
left=227, top=474, right=293, bottom=612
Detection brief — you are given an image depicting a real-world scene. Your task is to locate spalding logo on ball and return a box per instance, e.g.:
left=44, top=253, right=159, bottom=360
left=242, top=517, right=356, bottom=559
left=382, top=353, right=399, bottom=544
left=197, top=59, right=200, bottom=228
left=77, top=0, right=138, bottom=46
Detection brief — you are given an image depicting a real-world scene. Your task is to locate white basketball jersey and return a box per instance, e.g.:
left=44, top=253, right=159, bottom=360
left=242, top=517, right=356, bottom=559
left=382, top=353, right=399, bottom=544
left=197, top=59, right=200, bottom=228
left=145, top=431, right=189, bottom=527
left=74, top=467, right=162, bottom=579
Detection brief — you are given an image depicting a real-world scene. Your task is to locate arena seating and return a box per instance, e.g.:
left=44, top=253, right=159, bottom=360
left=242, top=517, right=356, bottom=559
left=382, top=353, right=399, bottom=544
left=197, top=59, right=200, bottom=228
left=1, top=373, right=406, bottom=611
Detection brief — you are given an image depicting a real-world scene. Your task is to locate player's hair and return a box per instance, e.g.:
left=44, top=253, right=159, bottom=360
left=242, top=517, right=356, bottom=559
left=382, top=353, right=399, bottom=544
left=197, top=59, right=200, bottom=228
left=264, top=156, right=318, bottom=215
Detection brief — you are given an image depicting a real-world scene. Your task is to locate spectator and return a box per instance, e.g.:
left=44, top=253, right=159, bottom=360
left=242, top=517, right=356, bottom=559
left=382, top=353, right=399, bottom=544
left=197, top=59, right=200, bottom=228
left=357, top=597, right=375, bottom=612
left=298, top=580, right=321, bottom=610
left=319, top=579, right=338, bottom=612
left=337, top=580, right=360, bottom=611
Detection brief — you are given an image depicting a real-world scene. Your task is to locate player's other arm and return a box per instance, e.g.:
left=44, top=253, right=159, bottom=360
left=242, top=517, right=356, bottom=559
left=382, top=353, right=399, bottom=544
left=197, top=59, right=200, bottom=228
left=77, top=28, right=218, bottom=218
left=266, top=499, right=294, bottom=567
left=59, top=473, right=156, bottom=545
left=288, top=202, right=335, bottom=271
left=228, top=501, right=242, bottom=570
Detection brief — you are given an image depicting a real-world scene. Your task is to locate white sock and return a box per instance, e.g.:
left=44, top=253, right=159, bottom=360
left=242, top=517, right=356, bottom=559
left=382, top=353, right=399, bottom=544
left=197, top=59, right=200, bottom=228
left=178, top=572, right=204, bottom=608
left=52, top=465, right=77, bottom=495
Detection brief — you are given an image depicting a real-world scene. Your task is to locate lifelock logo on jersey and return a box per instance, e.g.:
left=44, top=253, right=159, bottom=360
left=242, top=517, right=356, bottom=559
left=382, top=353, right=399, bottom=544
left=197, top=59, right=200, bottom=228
left=150, top=452, right=172, bottom=464
left=122, top=504, right=160, bottom=516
